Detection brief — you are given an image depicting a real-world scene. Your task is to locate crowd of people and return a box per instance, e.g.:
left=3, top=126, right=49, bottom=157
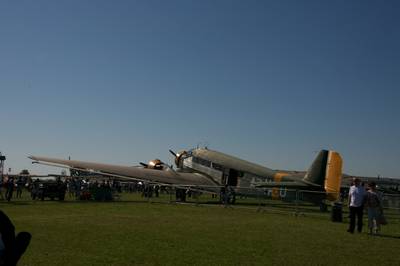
left=0, top=176, right=119, bottom=202
left=0, top=176, right=169, bottom=202
left=0, top=176, right=27, bottom=202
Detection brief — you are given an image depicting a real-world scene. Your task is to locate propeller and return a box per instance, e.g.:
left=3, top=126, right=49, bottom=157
left=169, top=149, right=177, bottom=157
left=169, top=149, right=187, bottom=168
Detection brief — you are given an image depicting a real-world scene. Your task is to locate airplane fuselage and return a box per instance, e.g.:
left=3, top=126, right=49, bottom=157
left=178, top=148, right=281, bottom=188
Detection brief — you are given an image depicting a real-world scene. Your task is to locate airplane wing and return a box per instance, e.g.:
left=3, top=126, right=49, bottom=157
left=28, top=156, right=218, bottom=187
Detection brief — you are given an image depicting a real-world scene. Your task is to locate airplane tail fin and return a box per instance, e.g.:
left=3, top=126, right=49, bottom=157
left=303, top=150, right=343, bottom=201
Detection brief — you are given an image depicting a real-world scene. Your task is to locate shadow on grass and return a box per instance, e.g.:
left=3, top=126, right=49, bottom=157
left=0, top=201, right=31, bottom=206
left=372, top=233, right=400, bottom=239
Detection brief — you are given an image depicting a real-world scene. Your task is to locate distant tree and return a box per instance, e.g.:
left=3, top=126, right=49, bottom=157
left=20, top=169, right=30, bottom=175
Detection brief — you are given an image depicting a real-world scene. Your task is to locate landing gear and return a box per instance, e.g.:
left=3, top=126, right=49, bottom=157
left=175, top=188, right=186, bottom=202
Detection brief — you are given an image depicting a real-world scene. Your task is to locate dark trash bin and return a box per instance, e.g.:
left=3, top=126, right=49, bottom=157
left=331, top=202, right=343, bottom=222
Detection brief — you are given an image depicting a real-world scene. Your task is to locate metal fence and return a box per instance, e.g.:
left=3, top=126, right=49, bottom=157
left=110, top=184, right=400, bottom=223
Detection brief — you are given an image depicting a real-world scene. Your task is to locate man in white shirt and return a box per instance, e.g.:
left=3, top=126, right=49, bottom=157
left=347, top=178, right=366, bottom=233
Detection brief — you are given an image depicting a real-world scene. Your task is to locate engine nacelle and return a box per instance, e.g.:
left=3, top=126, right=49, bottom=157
left=141, top=159, right=164, bottom=170
left=174, top=151, right=187, bottom=168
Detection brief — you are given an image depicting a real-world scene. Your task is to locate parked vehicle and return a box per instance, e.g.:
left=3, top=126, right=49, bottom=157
left=31, top=179, right=66, bottom=201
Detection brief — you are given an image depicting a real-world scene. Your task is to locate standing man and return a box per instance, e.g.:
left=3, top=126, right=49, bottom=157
left=5, top=177, right=15, bottom=202
left=16, top=177, right=24, bottom=198
left=347, top=178, right=366, bottom=233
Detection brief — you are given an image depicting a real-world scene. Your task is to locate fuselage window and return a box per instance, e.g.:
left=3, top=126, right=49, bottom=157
left=192, top=156, right=211, bottom=167
left=212, top=163, right=223, bottom=171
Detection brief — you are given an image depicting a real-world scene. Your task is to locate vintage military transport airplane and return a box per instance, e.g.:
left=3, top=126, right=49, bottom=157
left=29, top=147, right=343, bottom=206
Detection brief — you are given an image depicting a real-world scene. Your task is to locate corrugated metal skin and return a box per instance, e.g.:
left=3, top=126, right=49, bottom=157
left=191, top=148, right=276, bottom=177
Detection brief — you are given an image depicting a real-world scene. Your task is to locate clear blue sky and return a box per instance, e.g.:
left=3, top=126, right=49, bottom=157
left=0, top=0, right=399, bottom=177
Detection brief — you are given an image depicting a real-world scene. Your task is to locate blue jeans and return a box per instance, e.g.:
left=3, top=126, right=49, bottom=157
left=368, top=207, right=381, bottom=231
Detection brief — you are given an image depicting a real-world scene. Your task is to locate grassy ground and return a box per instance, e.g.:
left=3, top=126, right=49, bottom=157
left=1, top=192, right=399, bottom=266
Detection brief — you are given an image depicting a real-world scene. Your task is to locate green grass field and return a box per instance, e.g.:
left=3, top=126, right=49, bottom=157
left=1, top=192, right=399, bottom=265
